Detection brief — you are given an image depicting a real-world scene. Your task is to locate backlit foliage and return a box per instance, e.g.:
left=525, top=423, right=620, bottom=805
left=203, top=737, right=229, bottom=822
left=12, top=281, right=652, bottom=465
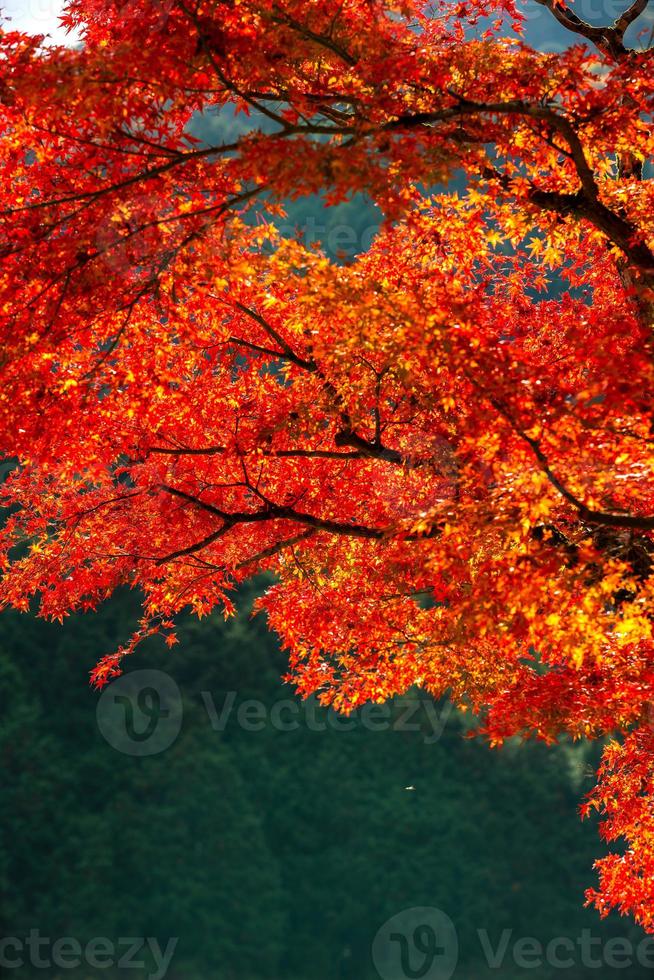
left=1, top=0, right=654, bottom=927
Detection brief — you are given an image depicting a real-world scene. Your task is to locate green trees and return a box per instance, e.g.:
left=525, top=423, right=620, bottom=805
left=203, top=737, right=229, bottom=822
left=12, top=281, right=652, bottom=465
left=0, top=582, right=647, bottom=978
left=0, top=589, right=286, bottom=976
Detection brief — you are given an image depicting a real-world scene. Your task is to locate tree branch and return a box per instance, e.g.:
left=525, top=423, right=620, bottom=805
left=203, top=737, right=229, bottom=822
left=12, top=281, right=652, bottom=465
left=533, top=0, right=624, bottom=56
left=234, top=529, right=317, bottom=569
left=389, top=100, right=654, bottom=279
left=534, top=0, right=651, bottom=56
left=158, top=484, right=439, bottom=543
left=615, top=0, right=651, bottom=35
left=232, top=301, right=317, bottom=371
left=482, top=388, right=654, bottom=532
left=149, top=444, right=363, bottom=460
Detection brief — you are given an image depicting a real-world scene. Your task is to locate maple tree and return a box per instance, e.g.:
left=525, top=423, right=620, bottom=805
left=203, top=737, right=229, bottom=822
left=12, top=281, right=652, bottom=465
left=1, top=0, right=654, bottom=929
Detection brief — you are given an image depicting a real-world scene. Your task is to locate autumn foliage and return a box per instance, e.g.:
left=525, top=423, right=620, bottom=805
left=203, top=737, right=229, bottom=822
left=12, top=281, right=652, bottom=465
left=2, top=0, right=654, bottom=928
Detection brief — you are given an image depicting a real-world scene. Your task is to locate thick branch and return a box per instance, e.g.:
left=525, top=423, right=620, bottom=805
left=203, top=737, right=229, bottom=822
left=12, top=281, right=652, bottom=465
left=533, top=0, right=626, bottom=57
left=535, top=0, right=651, bottom=57
left=155, top=524, right=233, bottom=563
left=234, top=529, right=317, bottom=569
left=334, top=429, right=405, bottom=464
left=389, top=100, right=654, bottom=279
left=160, top=484, right=387, bottom=539
left=527, top=189, right=654, bottom=277
left=149, top=444, right=363, bottom=460
left=159, top=484, right=439, bottom=543
left=615, top=0, right=651, bottom=34
left=388, top=99, right=599, bottom=197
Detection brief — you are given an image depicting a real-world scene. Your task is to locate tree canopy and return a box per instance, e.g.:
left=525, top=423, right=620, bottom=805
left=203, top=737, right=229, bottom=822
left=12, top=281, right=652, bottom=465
left=1, top=0, right=654, bottom=929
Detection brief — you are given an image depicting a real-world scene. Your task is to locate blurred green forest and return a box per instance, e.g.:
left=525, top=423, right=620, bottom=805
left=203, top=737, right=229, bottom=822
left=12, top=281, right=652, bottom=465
left=1, top=581, right=651, bottom=979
